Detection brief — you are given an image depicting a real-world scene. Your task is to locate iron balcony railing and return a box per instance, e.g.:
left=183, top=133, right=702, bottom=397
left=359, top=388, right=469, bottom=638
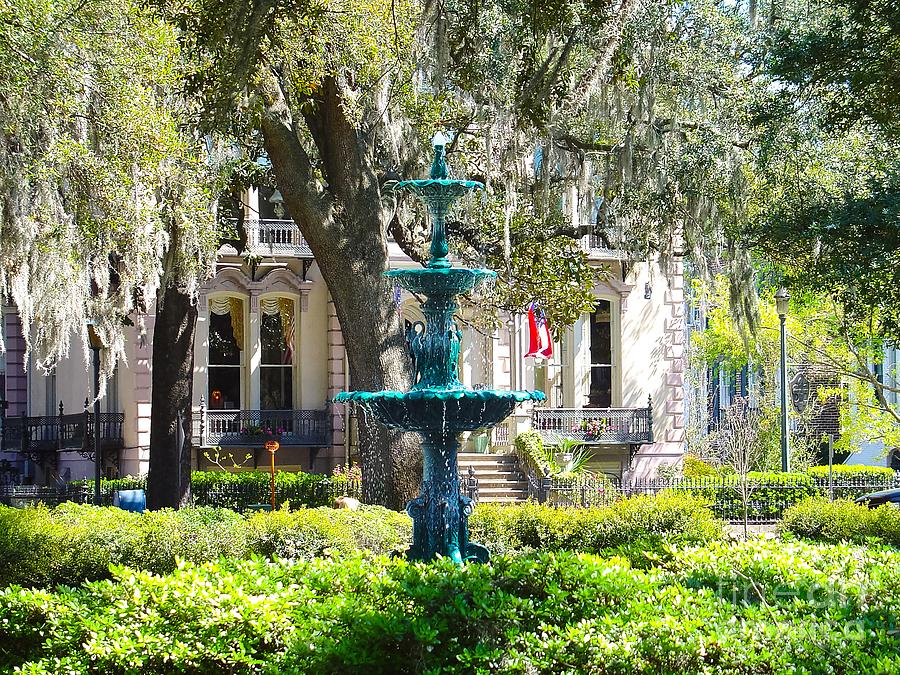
left=579, top=228, right=630, bottom=259
left=0, top=403, right=124, bottom=458
left=531, top=404, right=653, bottom=445
left=240, top=218, right=312, bottom=257
left=194, top=408, right=330, bottom=447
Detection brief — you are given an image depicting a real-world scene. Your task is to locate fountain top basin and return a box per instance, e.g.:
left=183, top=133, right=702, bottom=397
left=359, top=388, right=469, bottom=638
left=334, top=388, right=545, bottom=433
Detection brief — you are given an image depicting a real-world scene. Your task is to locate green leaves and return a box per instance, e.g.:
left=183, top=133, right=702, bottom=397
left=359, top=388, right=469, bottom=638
left=3, top=540, right=900, bottom=673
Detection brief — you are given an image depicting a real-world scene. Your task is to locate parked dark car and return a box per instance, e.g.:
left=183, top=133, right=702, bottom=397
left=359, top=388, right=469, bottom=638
left=854, top=488, right=900, bottom=508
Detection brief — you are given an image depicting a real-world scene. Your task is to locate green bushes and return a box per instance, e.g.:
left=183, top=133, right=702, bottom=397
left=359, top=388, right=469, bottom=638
left=682, top=455, right=721, bottom=478
left=469, top=494, right=723, bottom=561
left=781, top=497, right=900, bottom=547
left=807, top=464, right=896, bottom=479
left=0, top=504, right=409, bottom=587
left=2, top=539, right=898, bottom=673
left=0, top=495, right=720, bottom=587
left=72, top=469, right=360, bottom=509
left=514, top=430, right=551, bottom=474
left=190, top=469, right=359, bottom=509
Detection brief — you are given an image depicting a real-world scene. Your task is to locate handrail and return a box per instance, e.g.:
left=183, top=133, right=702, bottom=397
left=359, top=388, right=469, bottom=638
left=1, top=408, right=124, bottom=455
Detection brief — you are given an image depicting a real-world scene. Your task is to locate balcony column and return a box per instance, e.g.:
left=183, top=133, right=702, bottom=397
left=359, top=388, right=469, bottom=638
left=194, top=295, right=210, bottom=408
left=246, top=187, right=260, bottom=249
left=248, top=295, right=261, bottom=409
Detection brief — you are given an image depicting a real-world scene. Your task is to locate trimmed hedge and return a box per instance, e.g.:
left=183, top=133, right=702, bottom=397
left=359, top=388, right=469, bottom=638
left=0, top=504, right=409, bottom=588
left=469, top=494, right=723, bottom=561
left=0, top=495, right=720, bottom=587
left=72, top=469, right=360, bottom=509
left=781, top=497, right=900, bottom=547
left=1, top=539, right=898, bottom=673
left=807, top=464, right=896, bottom=479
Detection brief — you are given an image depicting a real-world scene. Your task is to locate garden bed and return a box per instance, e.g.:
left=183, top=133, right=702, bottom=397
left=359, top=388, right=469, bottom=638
left=1, top=539, right=898, bottom=673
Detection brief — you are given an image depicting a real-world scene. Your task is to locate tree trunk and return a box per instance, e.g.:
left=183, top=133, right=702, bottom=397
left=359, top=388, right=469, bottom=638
left=258, top=76, right=422, bottom=509
left=316, top=235, right=422, bottom=508
left=147, top=283, right=196, bottom=510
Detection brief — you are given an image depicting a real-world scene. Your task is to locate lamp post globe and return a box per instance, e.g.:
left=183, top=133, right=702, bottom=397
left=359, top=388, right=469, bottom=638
left=775, top=287, right=790, bottom=317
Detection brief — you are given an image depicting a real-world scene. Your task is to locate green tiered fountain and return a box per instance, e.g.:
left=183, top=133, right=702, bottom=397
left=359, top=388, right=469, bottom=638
left=335, top=134, right=545, bottom=564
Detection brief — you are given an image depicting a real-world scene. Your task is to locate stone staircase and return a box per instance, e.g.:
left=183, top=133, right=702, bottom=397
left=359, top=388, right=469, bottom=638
left=457, top=453, right=529, bottom=503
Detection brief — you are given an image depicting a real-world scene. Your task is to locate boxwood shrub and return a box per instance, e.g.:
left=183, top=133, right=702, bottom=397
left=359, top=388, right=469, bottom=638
left=0, top=495, right=720, bottom=587
left=71, top=469, right=359, bottom=509
left=781, top=497, right=900, bottom=547
left=469, top=494, right=723, bottom=562
left=807, top=464, right=896, bottom=480
left=1, top=539, right=898, bottom=673
left=0, top=504, right=409, bottom=588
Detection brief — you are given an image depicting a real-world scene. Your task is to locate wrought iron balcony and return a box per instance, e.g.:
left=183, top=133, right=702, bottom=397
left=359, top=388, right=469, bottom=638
left=531, top=404, right=653, bottom=445
left=579, top=228, right=630, bottom=259
left=0, top=403, right=124, bottom=466
left=194, top=408, right=330, bottom=448
left=243, top=219, right=312, bottom=258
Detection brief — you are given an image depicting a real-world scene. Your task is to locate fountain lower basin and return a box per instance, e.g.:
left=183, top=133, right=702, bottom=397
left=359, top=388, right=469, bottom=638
left=334, top=388, right=544, bottom=433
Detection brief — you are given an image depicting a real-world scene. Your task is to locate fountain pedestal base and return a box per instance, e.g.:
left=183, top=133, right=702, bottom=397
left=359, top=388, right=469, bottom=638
left=404, top=432, right=490, bottom=563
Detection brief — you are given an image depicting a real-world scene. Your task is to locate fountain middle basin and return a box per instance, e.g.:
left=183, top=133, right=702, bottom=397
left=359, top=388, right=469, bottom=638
left=334, top=388, right=544, bottom=433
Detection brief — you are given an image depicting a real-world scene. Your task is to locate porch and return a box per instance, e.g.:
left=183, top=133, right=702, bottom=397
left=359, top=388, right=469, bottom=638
left=245, top=218, right=312, bottom=258
left=0, top=404, right=125, bottom=468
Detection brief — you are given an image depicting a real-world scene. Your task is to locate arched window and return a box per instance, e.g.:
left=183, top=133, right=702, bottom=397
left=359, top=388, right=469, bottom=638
left=260, top=297, right=294, bottom=410
left=208, top=296, right=244, bottom=409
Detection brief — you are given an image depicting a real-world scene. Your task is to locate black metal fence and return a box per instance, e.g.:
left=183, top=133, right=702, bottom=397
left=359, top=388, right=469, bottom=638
left=533, top=474, right=900, bottom=522
left=0, top=478, right=362, bottom=511
left=3, top=474, right=897, bottom=524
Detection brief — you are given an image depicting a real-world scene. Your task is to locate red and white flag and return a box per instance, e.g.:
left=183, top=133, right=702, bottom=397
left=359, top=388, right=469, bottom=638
left=525, top=304, right=553, bottom=360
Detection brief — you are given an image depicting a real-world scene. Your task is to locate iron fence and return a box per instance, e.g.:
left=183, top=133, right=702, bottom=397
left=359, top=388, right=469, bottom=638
left=0, top=484, right=115, bottom=508
left=533, top=474, right=900, bottom=522
left=0, top=477, right=361, bottom=511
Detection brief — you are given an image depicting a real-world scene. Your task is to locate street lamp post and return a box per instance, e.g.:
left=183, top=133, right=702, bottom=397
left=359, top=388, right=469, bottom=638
left=265, top=439, right=280, bottom=510
left=87, top=322, right=103, bottom=505
left=775, top=288, right=790, bottom=473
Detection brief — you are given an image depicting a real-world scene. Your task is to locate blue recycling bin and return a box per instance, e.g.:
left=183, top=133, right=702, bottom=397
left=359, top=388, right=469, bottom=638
left=114, top=489, right=146, bottom=513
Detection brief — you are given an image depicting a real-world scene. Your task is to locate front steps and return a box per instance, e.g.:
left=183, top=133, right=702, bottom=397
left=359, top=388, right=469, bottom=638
left=458, top=453, right=529, bottom=503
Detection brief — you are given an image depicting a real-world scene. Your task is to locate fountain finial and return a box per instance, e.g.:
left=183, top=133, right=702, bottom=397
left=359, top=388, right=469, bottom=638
left=430, top=132, right=450, bottom=180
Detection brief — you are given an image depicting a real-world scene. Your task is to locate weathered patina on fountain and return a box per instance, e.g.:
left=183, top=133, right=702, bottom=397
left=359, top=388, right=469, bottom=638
left=335, top=134, right=545, bottom=563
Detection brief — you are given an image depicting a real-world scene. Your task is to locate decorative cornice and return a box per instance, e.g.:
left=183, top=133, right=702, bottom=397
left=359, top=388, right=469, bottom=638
left=200, top=267, right=314, bottom=312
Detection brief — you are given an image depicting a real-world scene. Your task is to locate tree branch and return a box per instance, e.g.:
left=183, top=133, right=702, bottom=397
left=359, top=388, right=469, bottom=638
left=257, top=69, right=330, bottom=239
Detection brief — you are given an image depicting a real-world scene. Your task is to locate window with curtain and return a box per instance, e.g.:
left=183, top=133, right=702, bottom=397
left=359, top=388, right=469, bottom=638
left=260, top=297, right=294, bottom=410
left=208, top=297, right=244, bottom=409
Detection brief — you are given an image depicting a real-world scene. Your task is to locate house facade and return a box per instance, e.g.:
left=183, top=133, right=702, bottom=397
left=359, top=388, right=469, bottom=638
left=0, top=188, right=688, bottom=485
